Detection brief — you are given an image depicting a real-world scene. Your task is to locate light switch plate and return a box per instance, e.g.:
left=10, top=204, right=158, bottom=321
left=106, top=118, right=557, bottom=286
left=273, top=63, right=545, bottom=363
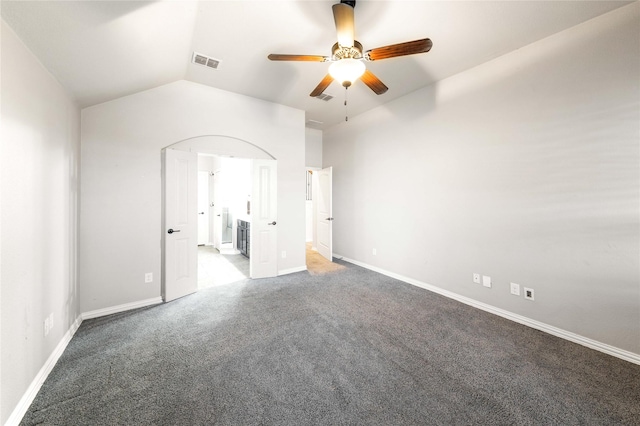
left=482, top=275, right=492, bottom=288
left=510, top=282, right=521, bottom=296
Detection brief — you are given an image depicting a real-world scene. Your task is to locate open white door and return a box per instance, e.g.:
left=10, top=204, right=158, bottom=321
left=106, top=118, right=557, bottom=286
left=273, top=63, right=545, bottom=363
left=317, top=166, right=333, bottom=262
left=163, top=149, right=198, bottom=302
left=212, top=170, right=222, bottom=250
left=251, top=159, right=278, bottom=278
left=197, top=171, right=210, bottom=245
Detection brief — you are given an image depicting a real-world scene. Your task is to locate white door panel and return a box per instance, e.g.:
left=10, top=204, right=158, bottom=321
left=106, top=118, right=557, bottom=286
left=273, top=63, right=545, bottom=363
left=212, top=170, right=222, bottom=250
left=317, top=167, right=333, bottom=262
left=197, top=171, right=210, bottom=245
left=163, top=149, right=198, bottom=302
left=251, top=160, right=277, bottom=278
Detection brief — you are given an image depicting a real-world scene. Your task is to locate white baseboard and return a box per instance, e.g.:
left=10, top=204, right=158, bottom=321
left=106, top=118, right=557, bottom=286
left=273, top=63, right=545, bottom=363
left=5, top=315, right=83, bottom=426
left=81, top=297, right=163, bottom=320
left=278, top=265, right=307, bottom=276
left=334, top=254, right=640, bottom=366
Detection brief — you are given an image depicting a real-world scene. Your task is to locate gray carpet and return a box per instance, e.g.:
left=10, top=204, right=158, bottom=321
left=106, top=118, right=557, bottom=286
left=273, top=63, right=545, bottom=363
left=21, top=261, right=640, bottom=425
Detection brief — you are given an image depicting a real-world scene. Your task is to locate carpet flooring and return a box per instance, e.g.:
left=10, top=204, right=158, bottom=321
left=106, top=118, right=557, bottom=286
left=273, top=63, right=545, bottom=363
left=20, top=261, right=640, bottom=425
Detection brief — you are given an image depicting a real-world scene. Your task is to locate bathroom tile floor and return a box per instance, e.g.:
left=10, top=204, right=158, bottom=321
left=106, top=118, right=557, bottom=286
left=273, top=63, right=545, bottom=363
left=198, top=245, right=250, bottom=289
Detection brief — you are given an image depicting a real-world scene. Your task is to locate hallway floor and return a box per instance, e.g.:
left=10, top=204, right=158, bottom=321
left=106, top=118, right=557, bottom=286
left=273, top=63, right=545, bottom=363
left=306, top=242, right=345, bottom=275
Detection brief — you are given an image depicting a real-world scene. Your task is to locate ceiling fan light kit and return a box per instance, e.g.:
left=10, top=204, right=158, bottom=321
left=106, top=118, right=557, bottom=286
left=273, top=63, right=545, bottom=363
left=268, top=0, right=432, bottom=117
left=329, top=58, right=365, bottom=88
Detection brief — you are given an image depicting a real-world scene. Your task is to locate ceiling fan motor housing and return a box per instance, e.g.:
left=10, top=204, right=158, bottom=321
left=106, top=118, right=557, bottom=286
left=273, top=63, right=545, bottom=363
left=332, top=41, right=363, bottom=61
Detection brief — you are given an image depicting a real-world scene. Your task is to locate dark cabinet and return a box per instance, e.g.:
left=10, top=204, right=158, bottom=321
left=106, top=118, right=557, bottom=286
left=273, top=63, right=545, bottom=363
left=237, top=220, right=250, bottom=258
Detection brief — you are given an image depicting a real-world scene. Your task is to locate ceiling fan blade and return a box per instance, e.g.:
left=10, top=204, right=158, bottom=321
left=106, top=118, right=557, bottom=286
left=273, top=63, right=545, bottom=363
left=268, top=54, right=329, bottom=62
left=365, top=38, right=433, bottom=61
left=332, top=3, right=355, bottom=48
left=360, top=70, right=388, bottom=95
left=310, top=74, right=335, bottom=97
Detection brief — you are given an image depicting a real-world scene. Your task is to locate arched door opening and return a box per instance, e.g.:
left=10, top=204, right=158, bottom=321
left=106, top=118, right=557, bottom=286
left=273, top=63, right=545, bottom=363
left=162, top=135, right=278, bottom=302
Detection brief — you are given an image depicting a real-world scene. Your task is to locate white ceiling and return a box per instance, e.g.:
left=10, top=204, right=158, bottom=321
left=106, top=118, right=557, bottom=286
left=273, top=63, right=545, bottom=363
left=1, top=0, right=632, bottom=129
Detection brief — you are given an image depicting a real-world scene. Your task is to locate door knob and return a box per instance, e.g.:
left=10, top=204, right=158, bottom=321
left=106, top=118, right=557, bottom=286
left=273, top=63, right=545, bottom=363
left=268, top=221, right=277, bottom=225
left=326, top=217, right=334, bottom=221
left=167, top=228, right=181, bottom=234
left=198, top=212, right=205, bottom=215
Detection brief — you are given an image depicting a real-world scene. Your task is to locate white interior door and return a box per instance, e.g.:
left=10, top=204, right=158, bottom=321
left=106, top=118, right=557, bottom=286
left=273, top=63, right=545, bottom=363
left=197, top=171, right=210, bottom=245
left=208, top=172, right=215, bottom=244
left=212, top=170, right=222, bottom=250
left=163, top=149, right=198, bottom=302
left=251, top=159, right=277, bottom=278
left=317, top=166, right=333, bottom=262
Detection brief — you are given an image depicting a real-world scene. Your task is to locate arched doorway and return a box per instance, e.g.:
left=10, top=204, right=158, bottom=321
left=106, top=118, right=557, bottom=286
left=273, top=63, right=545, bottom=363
left=161, top=135, right=278, bottom=302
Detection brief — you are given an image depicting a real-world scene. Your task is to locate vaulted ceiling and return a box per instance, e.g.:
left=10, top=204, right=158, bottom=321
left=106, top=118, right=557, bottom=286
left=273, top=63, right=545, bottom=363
left=1, top=1, right=631, bottom=129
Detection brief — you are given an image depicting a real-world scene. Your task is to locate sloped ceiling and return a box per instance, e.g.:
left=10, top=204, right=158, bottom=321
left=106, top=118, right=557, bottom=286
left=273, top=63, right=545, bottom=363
left=1, top=0, right=632, bottom=129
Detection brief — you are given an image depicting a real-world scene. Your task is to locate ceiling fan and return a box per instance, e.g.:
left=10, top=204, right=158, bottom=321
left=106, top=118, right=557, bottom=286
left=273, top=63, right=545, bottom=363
left=268, top=0, right=432, bottom=98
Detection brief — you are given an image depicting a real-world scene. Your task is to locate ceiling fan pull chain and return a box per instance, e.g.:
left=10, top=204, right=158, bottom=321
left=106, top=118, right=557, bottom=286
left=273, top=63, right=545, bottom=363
left=345, top=87, right=349, bottom=121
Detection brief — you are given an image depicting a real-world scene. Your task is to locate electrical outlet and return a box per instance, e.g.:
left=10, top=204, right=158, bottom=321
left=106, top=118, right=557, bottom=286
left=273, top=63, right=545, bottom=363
left=281, top=251, right=287, bottom=258
left=524, top=287, right=535, bottom=301
left=482, top=275, right=492, bottom=288
left=510, top=282, right=521, bottom=296
left=473, top=273, right=481, bottom=284
left=145, top=272, right=153, bottom=283
left=372, top=248, right=377, bottom=256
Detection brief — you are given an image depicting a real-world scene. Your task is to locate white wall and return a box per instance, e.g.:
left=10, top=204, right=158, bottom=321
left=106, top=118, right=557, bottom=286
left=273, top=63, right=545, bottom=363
left=305, top=128, right=323, bottom=245
left=305, top=127, right=323, bottom=169
left=323, top=4, right=640, bottom=356
left=1, top=20, right=81, bottom=424
left=80, top=80, right=305, bottom=313
left=197, top=154, right=214, bottom=172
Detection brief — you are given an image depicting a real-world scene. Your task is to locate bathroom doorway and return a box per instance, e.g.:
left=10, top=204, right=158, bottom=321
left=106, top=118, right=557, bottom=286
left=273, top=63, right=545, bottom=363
left=197, top=155, right=251, bottom=289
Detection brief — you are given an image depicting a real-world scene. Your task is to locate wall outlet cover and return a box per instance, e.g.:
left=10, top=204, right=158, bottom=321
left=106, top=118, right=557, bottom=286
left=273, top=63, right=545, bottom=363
left=473, top=273, right=481, bottom=284
left=510, top=282, right=521, bottom=296
left=524, top=287, right=535, bottom=301
left=145, top=272, right=153, bottom=283
left=281, top=251, right=287, bottom=258
left=482, top=275, right=492, bottom=288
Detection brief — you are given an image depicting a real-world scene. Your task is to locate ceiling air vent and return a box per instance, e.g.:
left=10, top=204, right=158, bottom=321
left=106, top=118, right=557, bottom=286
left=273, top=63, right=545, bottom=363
left=206, top=58, right=220, bottom=69
left=306, top=119, right=324, bottom=128
left=314, top=93, right=333, bottom=101
left=192, top=52, right=221, bottom=70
